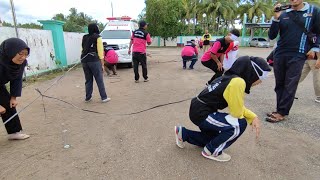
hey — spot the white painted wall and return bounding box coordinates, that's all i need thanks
[64,32,85,65]
[0,27,56,76]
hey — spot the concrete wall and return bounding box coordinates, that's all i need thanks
[0,27,56,76]
[0,27,88,77]
[63,32,85,65]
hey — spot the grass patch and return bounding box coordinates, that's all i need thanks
[22,63,82,88]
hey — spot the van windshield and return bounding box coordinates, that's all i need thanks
[101,30,131,39]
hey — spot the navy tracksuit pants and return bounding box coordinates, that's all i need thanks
[273,55,306,115]
[182,112,247,156]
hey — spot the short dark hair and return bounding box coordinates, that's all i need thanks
[230,29,240,37]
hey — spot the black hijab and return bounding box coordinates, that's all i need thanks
[88,23,100,35]
[224,56,271,94]
[0,38,30,80]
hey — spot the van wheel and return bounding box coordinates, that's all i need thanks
[127,63,133,68]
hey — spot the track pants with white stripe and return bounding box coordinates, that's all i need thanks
[182,112,247,156]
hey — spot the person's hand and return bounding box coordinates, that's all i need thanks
[307,50,315,59]
[128,50,131,55]
[0,105,6,115]
[315,59,320,69]
[273,3,282,20]
[10,97,18,108]
[217,61,223,71]
[251,117,261,139]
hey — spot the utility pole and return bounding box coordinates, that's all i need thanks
[9,0,19,38]
[111,1,114,17]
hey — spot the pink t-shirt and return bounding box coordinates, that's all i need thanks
[181,45,198,57]
[104,49,118,64]
[131,29,152,53]
[201,41,224,62]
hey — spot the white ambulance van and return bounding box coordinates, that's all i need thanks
[101,16,138,68]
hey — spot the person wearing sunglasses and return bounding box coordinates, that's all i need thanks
[0,38,30,140]
[174,56,271,162]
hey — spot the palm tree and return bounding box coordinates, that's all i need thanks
[237,0,273,24]
[200,0,237,33]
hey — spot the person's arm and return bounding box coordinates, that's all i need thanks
[310,7,320,53]
[146,33,152,45]
[316,52,320,69]
[9,62,27,108]
[128,32,134,54]
[208,34,212,40]
[220,54,225,65]
[194,46,199,55]
[223,78,257,124]
[268,4,282,40]
[201,34,205,41]
[97,37,104,66]
[209,41,223,71]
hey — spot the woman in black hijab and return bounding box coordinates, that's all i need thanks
[0,38,30,140]
[174,56,271,162]
[81,23,110,103]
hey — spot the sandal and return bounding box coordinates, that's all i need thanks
[266,112,277,117]
[265,115,285,123]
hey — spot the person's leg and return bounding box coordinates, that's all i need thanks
[104,63,111,76]
[273,56,287,114]
[132,54,140,81]
[82,62,93,101]
[140,54,148,80]
[299,60,310,83]
[308,60,320,98]
[202,60,218,84]
[201,113,247,156]
[277,56,306,116]
[0,85,22,134]
[189,55,197,69]
[88,61,108,100]
[111,64,117,75]
[182,56,187,69]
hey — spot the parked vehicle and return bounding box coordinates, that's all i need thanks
[101,16,138,68]
[249,38,270,48]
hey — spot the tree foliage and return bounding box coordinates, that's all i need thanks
[146,0,185,45]
[52,8,104,32]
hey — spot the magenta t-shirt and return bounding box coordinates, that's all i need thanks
[201,41,223,62]
[131,30,152,54]
[181,46,198,57]
[104,49,118,64]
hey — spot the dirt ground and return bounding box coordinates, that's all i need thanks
[0,47,319,180]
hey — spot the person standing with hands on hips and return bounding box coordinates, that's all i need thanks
[128,20,152,83]
[267,0,320,123]
[0,38,30,140]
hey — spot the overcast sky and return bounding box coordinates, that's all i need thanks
[0,0,145,24]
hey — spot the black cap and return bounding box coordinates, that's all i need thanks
[139,20,148,28]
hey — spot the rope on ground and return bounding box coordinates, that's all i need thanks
[4,61,81,125]
[118,97,192,116]
[35,89,106,115]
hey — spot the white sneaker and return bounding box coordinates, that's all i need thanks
[315,96,320,103]
[8,132,30,140]
[174,126,185,148]
[102,97,111,103]
[202,147,231,162]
